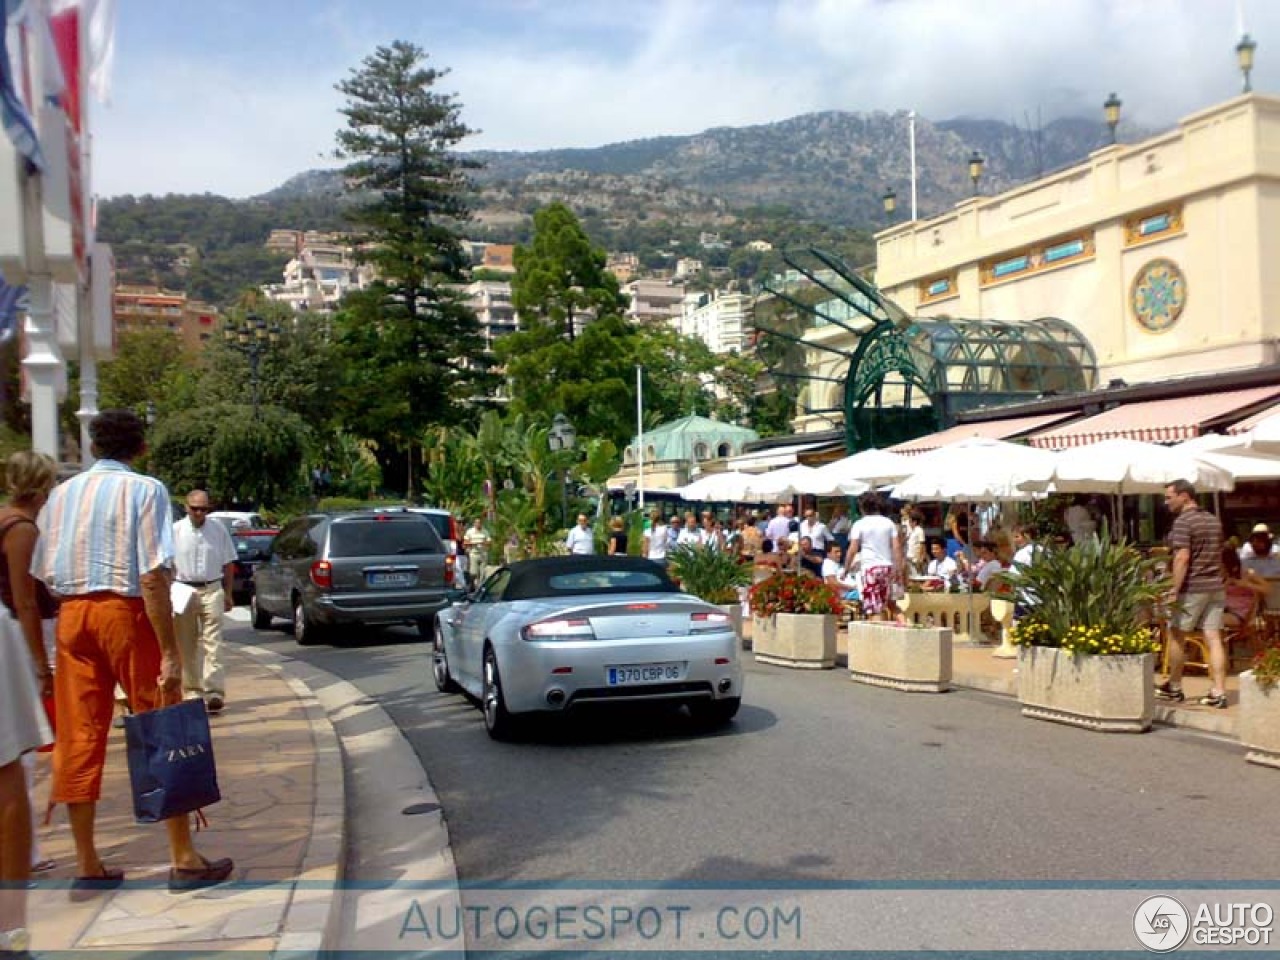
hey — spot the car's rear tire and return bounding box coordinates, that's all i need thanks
[251,593,273,630]
[689,697,741,727]
[432,633,459,693]
[482,646,517,740]
[293,596,324,646]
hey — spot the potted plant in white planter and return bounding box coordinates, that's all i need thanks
[1005,534,1165,733]
[667,543,752,643]
[747,569,842,669]
[1240,644,1280,769]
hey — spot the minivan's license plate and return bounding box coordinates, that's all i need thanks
[606,662,683,686]
[367,571,414,587]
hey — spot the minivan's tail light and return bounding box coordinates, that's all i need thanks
[521,618,596,642]
[690,610,731,633]
[310,560,333,590]
[444,554,455,586]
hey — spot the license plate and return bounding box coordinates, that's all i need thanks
[367,571,415,588]
[606,662,684,686]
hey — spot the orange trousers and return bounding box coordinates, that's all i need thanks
[51,594,163,805]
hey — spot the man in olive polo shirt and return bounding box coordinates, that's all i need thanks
[1157,480,1228,708]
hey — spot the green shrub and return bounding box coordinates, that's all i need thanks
[668,543,752,604]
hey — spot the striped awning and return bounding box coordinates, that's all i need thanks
[1027,384,1280,449]
[889,411,1079,455]
[1228,399,1280,434]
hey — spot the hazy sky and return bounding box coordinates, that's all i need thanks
[91,0,1276,198]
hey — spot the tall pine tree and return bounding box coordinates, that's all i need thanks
[331,41,492,494]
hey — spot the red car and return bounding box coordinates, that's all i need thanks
[231,528,279,605]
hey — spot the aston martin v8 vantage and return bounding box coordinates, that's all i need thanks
[433,556,744,739]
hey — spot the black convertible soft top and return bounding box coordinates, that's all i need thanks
[500,555,681,601]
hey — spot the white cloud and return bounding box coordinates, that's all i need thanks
[91,0,1280,197]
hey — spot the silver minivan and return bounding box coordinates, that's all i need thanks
[251,511,456,645]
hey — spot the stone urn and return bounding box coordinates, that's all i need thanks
[1017,646,1154,733]
[1239,670,1280,769]
[753,612,837,669]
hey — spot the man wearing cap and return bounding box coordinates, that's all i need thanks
[1240,523,1280,577]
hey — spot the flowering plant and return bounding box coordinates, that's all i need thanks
[1251,644,1280,691]
[747,570,843,617]
[1010,619,1159,655]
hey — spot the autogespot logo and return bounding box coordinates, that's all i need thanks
[1134,895,1191,952]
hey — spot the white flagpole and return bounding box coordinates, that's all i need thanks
[908,110,918,221]
[636,364,645,512]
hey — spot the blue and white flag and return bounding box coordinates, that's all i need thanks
[0,271,27,346]
[1,0,46,170]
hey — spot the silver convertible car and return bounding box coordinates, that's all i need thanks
[433,556,744,739]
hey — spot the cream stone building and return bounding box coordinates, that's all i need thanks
[793,92,1280,444]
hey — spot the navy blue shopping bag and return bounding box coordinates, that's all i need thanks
[123,698,222,823]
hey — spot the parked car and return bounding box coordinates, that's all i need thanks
[251,511,456,645]
[230,528,279,605]
[433,555,744,740]
[209,510,268,532]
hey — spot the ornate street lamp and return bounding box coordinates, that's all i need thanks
[1104,92,1122,144]
[224,314,281,419]
[1237,33,1258,93]
[968,150,985,196]
[882,188,897,224]
[548,413,577,528]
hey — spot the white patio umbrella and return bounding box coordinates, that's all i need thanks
[1240,411,1280,455]
[808,448,911,494]
[1041,437,1235,495]
[890,438,1059,501]
[742,464,831,500]
[678,471,757,502]
[1173,437,1280,482]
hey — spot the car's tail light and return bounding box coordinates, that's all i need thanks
[310,561,333,590]
[444,554,455,586]
[522,618,596,642]
[447,515,461,546]
[690,611,731,633]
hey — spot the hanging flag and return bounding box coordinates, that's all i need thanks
[0,271,27,346]
[0,0,45,169]
[84,0,112,103]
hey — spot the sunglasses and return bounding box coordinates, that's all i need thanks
[188,506,210,513]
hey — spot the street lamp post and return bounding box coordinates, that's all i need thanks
[224,314,281,418]
[548,413,577,529]
[1103,92,1122,144]
[967,151,985,196]
[882,188,897,224]
[1237,33,1258,93]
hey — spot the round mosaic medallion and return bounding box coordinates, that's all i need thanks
[1130,258,1187,333]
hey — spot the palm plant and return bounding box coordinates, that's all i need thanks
[667,544,752,605]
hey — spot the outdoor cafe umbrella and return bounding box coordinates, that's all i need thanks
[1037,437,1235,495]
[1173,436,1280,483]
[741,464,833,501]
[808,448,910,493]
[678,471,758,502]
[889,437,1059,501]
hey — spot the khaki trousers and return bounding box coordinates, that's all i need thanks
[175,583,227,700]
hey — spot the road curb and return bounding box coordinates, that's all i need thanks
[236,642,348,960]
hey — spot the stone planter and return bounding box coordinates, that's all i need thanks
[1239,670,1280,770]
[754,612,837,669]
[1017,647,1154,733]
[849,621,953,692]
[715,603,745,649]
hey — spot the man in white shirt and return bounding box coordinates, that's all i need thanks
[925,539,958,589]
[971,539,1005,591]
[643,510,669,566]
[172,489,238,713]
[847,493,903,620]
[798,508,830,552]
[565,514,595,555]
[677,514,705,548]
[1241,523,1280,577]
[821,543,859,595]
[764,505,792,545]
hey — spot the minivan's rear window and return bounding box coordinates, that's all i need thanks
[329,520,442,557]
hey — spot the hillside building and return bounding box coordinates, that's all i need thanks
[624,278,686,326]
[465,280,519,352]
[260,237,373,314]
[113,285,220,352]
[679,290,750,354]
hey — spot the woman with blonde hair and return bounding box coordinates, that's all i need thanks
[0,450,58,955]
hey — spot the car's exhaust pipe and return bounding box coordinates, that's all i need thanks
[717,678,733,694]
[546,688,567,707]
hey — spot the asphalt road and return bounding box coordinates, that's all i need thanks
[232,620,1280,885]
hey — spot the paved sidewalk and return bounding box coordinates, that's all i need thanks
[25,644,344,957]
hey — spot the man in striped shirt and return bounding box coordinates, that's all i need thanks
[33,410,233,896]
[1157,480,1228,709]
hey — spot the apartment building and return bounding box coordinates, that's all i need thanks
[466,280,519,352]
[678,290,751,354]
[624,278,685,326]
[113,285,219,351]
[261,236,372,314]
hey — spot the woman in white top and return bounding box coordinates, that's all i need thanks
[643,511,669,566]
[846,493,903,620]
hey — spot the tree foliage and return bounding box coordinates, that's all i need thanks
[330,41,494,489]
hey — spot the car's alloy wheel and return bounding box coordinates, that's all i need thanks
[482,647,515,740]
[293,596,322,646]
[432,634,458,693]
[251,593,272,630]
